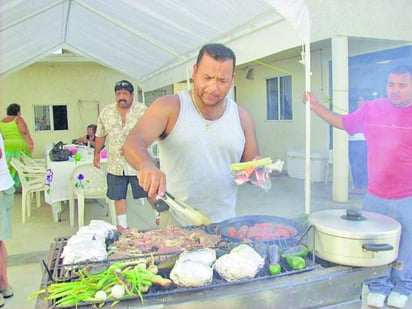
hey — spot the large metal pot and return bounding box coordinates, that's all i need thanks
[307,208,401,267]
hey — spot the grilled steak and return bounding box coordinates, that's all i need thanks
[108,226,221,259]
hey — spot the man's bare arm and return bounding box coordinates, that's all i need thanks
[238,106,260,162]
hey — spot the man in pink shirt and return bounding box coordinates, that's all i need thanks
[304,65,412,308]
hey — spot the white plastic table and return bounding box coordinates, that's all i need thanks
[44,145,106,222]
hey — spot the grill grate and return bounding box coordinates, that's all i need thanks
[42,234,322,308]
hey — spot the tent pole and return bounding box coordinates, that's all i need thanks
[304,42,311,215]
[264,0,311,215]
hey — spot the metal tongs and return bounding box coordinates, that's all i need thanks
[153,192,172,212]
[154,192,211,226]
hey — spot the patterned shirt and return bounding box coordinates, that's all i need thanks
[96,102,147,176]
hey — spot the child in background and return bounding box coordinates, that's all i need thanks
[76,124,97,148]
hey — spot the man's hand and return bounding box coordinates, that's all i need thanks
[303,91,320,110]
[137,163,166,198]
[302,91,344,129]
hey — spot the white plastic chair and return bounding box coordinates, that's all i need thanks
[10,158,46,223]
[20,151,46,168]
[67,163,116,228]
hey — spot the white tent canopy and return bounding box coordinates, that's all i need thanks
[0,0,309,91]
[1,0,313,213]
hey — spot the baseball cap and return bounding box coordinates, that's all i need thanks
[114,80,134,93]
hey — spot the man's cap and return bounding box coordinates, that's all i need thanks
[114,80,134,93]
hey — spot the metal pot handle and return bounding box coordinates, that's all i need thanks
[296,224,313,245]
[342,208,366,221]
[362,243,394,252]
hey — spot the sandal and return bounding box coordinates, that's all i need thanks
[0,286,14,298]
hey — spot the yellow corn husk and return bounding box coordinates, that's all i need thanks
[230,157,272,171]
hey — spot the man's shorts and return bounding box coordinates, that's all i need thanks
[106,173,147,201]
[0,186,15,241]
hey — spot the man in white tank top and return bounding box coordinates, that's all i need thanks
[124,43,260,227]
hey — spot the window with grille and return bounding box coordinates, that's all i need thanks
[33,105,68,131]
[266,75,292,120]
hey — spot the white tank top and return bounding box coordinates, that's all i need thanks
[158,90,245,223]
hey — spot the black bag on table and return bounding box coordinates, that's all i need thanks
[49,141,72,161]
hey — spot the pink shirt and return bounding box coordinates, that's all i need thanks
[342,98,412,199]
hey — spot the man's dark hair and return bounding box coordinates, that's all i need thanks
[390,65,412,76]
[114,80,134,93]
[6,103,20,116]
[196,43,236,71]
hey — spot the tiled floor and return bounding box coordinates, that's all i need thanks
[3,175,408,308]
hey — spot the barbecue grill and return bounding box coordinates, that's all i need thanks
[35,223,389,308]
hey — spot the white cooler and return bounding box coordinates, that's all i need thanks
[287,151,328,182]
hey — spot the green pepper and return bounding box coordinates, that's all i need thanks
[285,255,306,270]
[269,263,281,275]
[281,245,309,258]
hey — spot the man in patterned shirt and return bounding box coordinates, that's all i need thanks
[94,80,147,230]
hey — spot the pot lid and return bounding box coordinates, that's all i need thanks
[308,208,401,239]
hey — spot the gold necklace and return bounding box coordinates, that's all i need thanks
[190,90,227,130]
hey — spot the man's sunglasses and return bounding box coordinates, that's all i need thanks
[114,81,133,92]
